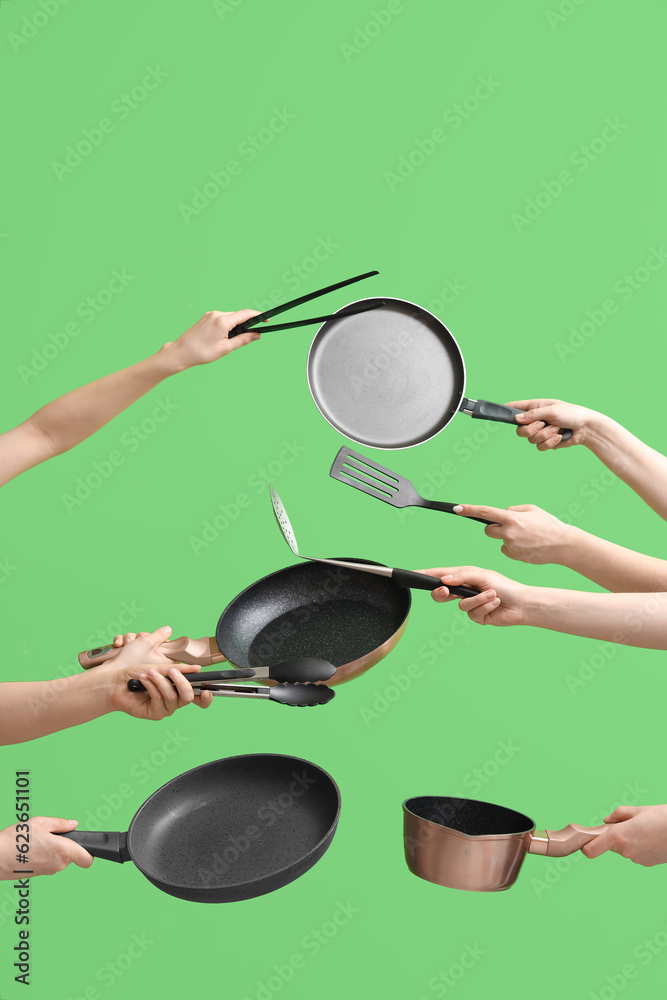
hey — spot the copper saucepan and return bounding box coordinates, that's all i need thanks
[403,796,605,892]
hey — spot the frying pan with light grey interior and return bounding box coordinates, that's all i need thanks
[306,297,572,450]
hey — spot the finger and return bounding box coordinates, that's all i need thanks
[514,405,558,425]
[582,830,616,859]
[227,330,261,350]
[113,635,123,647]
[431,587,453,603]
[506,505,535,512]
[604,806,641,824]
[194,690,214,709]
[500,544,513,558]
[484,524,504,540]
[458,590,497,613]
[537,435,562,452]
[148,625,173,650]
[452,504,509,524]
[527,426,558,445]
[65,842,95,869]
[516,421,545,439]
[167,667,194,707]
[136,632,149,639]
[123,633,137,644]
[468,597,501,623]
[138,673,168,717]
[145,668,179,712]
[43,817,80,834]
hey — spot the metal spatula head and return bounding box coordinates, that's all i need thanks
[270,485,300,555]
[329,447,420,509]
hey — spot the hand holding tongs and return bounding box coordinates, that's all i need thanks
[126,658,336,708]
[229,270,381,335]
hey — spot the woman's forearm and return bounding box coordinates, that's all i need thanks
[586,415,667,521]
[0,672,114,746]
[559,526,667,593]
[523,587,667,648]
[27,345,182,457]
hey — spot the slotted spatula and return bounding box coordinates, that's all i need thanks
[269,486,480,596]
[329,448,495,525]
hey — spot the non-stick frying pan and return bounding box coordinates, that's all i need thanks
[307,297,572,450]
[80,559,411,686]
[403,795,604,893]
[60,754,340,902]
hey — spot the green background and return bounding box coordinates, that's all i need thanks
[1,0,666,997]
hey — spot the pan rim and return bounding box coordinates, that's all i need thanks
[402,795,535,839]
[129,753,342,892]
[215,556,412,668]
[306,295,468,451]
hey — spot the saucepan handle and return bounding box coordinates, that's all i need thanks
[79,636,226,669]
[461,398,573,441]
[529,823,606,858]
[57,830,130,863]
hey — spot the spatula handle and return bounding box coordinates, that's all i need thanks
[391,568,480,597]
[421,500,495,525]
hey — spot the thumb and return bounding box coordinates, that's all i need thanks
[149,625,172,649]
[582,828,615,860]
[604,806,641,824]
[45,817,80,834]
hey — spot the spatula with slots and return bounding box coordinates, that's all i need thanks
[329,447,495,524]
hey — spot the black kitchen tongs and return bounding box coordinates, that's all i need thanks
[229,270,381,335]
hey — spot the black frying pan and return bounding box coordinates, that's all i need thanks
[217,558,412,685]
[60,754,340,902]
[307,297,572,450]
[79,559,411,687]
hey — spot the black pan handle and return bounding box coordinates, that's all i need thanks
[127,668,255,692]
[269,684,336,707]
[57,830,129,863]
[391,568,480,598]
[461,398,573,441]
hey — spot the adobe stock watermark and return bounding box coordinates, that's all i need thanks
[65,932,154,999]
[188,439,306,555]
[511,117,628,233]
[384,75,501,191]
[587,920,667,1000]
[530,780,648,899]
[17,268,135,384]
[51,67,169,181]
[427,276,467,316]
[213,0,245,19]
[241,900,359,1000]
[0,557,17,585]
[394,421,505,526]
[359,613,478,727]
[7,0,71,53]
[555,246,667,362]
[415,943,486,1000]
[348,329,414,392]
[340,1,405,62]
[178,107,296,224]
[545,0,590,31]
[60,397,178,514]
[253,236,340,311]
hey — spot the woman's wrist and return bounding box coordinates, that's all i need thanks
[581,412,620,454]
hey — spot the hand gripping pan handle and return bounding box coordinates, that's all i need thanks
[79,636,226,669]
[392,568,480,598]
[461,399,573,441]
[528,823,606,857]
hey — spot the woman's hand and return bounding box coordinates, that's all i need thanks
[583,805,667,867]
[101,627,213,717]
[166,309,262,369]
[0,818,93,879]
[453,503,574,565]
[417,566,531,626]
[507,399,602,451]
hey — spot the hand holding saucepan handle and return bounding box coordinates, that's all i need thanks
[79,635,225,669]
[529,824,606,857]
